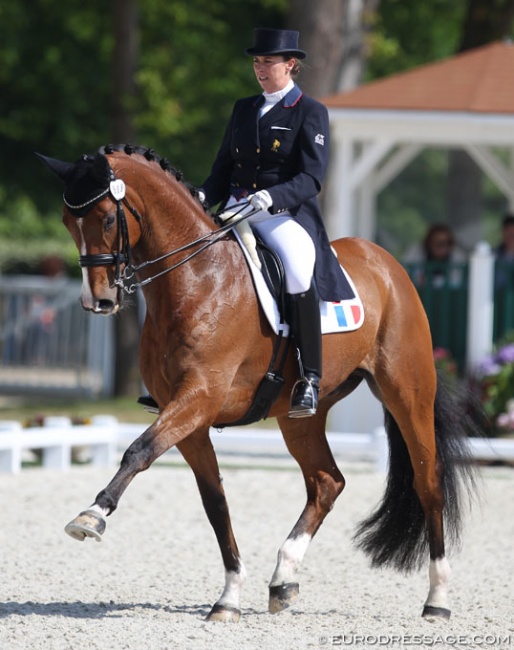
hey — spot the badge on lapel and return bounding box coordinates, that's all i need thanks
[271,139,281,152]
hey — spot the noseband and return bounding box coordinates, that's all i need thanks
[64,160,257,295]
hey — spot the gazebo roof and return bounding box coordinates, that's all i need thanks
[322,40,514,115]
[319,40,514,247]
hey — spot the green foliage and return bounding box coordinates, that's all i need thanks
[134,0,285,183]
[366,0,465,79]
[0,0,285,267]
[3,0,514,270]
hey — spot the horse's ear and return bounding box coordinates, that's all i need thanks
[34,152,75,183]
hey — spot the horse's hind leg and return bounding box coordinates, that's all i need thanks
[362,366,454,620]
[269,412,345,613]
[176,431,245,623]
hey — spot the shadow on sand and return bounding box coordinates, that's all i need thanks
[0,600,213,620]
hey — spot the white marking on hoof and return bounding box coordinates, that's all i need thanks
[270,533,311,588]
[207,567,246,622]
[424,557,451,610]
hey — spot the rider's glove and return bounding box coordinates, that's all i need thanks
[249,190,273,212]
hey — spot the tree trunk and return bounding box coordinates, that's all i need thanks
[111,0,141,396]
[287,0,380,98]
[111,0,138,143]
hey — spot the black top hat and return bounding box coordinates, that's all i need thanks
[245,28,306,59]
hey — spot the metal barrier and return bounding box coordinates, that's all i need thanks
[0,276,114,397]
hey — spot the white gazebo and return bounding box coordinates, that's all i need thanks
[322,40,514,244]
[321,41,514,434]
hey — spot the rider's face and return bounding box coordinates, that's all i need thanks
[253,55,294,94]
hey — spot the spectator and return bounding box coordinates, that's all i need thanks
[38,255,66,278]
[403,223,466,288]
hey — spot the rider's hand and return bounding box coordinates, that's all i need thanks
[249,190,272,212]
[218,201,253,223]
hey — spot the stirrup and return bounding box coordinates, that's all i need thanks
[288,377,319,418]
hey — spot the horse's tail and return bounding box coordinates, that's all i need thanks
[353,371,481,572]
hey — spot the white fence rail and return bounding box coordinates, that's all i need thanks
[0,418,512,475]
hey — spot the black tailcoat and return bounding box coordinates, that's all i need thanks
[202,83,350,301]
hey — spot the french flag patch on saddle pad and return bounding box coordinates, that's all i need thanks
[320,269,364,333]
[234,231,365,336]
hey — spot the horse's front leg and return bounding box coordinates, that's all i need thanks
[64,417,174,542]
[269,414,345,613]
[177,432,245,623]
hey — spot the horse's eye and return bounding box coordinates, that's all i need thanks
[104,214,116,231]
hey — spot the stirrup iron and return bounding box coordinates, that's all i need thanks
[289,374,319,418]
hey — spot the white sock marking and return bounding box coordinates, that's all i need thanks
[425,557,451,609]
[270,533,311,587]
[216,565,247,610]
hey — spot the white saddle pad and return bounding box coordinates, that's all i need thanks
[234,231,365,336]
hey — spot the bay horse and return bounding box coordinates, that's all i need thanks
[38,144,478,623]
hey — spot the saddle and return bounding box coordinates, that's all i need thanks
[255,238,287,319]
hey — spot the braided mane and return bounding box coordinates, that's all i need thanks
[101,143,209,211]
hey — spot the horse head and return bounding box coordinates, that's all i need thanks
[37,150,142,314]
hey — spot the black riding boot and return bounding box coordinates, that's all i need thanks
[288,281,322,418]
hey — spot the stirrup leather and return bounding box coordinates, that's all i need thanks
[289,376,319,418]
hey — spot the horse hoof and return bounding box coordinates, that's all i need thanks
[205,603,241,623]
[422,605,451,621]
[64,510,106,542]
[269,583,300,613]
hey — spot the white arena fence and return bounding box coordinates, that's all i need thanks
[0,417,512,474]
[0,276,114,398]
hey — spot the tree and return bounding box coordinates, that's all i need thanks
[0,0,286,238]
[110,0,141,397]
[287,0,380,97]
[111,0,139,144]
[0,0,287,396]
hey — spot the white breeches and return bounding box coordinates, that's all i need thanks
[247,210,316,295]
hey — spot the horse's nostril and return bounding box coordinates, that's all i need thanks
[96,299,116,313]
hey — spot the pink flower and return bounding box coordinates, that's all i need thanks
[433,348,450,361]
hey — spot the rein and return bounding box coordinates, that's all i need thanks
[120,204,258,294]
[71,166,258,294]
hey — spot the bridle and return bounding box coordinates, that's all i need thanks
[65,166,257,295]
[65,171,141,288]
